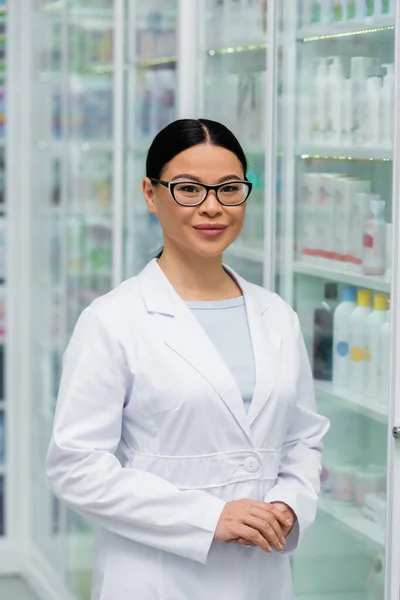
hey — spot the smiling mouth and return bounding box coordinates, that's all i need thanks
[192,225,227,238]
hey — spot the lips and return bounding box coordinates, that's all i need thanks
[193,224,228,238]
[193,224,227,230]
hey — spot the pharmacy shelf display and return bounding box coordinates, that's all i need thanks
[273,1,397,599]
[198,1,269,287]
[123,0,177,279]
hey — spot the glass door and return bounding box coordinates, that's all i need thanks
[0,0,6,542]
[197,0,268,286]
[123,0,178,279]
[275,2,396,598]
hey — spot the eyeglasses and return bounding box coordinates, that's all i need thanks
[150,178,253,207]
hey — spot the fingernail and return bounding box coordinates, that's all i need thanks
[286,520,292,526]
[278,543,284,551]
[281,537,287,545]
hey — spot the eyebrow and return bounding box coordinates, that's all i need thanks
[170,173,244,183]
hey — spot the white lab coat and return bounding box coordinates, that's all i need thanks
[46,259,329,600]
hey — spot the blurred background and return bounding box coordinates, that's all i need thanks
[1,0,400,599]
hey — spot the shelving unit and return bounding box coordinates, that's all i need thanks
[298,147,393,161]
[315,381,387,423]
[298,15,395,42]
[319,497,384,549]
[293,261,391,293]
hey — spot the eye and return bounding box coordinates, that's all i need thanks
[175,183,202,194]
[220,183,241,193]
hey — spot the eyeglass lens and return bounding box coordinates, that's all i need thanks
[173,182,250,206]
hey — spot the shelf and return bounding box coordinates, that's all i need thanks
[207,42,267,56]
[319,497,384,548]
[298,15,395,41]
[225,244,264,263]
[298,594,365,600]
[137,56,177,68]
[315,381,387,424]
[293,261,391,293]
[298,147,392,161]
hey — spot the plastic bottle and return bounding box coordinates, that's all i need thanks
[326,56,344,145]
[366,293,389,399]
[380,0,394,15]
[379,310,391,404]
[349,289,372,392]
[330,0,344,21]
[351,57,379,145]
[341,79,352,146]
[312,58,329,144]
[380,64,394,148]
[364,77,382,147]
[313,283,338,381]
[333,285,357,388]
[362,198,386,276]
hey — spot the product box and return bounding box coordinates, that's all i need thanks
[315,174,338,264]
[333,177,371,269]
[298,173,320,263]
[348,191,372,271]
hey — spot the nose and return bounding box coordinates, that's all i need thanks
[199,189,222,217]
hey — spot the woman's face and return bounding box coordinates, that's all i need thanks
[142,144,247,260]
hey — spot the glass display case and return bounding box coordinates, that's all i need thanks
[0,0,6,542]
[198,0,268,286]
[275,1,397,599]
[123,0,178,279]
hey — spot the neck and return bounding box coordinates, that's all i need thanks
[157,243,241,301]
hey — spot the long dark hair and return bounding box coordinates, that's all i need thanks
[147,118,248,259]
[146,118,248,180]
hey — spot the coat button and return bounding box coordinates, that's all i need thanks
[243,457,260,473]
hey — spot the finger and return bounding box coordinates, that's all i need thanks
[244,516,284,551]
[250,508,286,544]
[237,538,256,547]
[249,501,292,527]
[238,525,272,553]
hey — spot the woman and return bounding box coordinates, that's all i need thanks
[46,118,329,600]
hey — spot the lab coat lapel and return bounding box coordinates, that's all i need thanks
[138,260,253,443]
[245,293,282,425]
[226,269,282,426]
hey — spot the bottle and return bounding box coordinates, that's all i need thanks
[380,0,394,15]
[313,283,338,381]
[362,198,386,276]
[364,77,382,147]
[312,58,329,144]
[366,293,389,399]
[326,56,344,145]
[351,57,378,145]
[330,0,344,20]
[349,289,372,392]
[380,64,394,148]
[333,286,357,388]
[379,310,391,404]
[341,79,352,146]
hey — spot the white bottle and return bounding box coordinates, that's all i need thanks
[351,57,378,146]
[326,56,344,145]
[362,198,386,276]
[312,58,329,144]
[341,78,352,146]
[366,293,389,399]
[349,289,372,393]
[364,77,382,147]
[379,310,391,404]
[333,285,357,388]
[380,64,394,149]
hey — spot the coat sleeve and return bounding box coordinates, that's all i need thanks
[46,307,226,564]
[264,312,330,553]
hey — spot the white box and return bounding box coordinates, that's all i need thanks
[348,191,373,272]
[315,174,339,265]
[333,177,371,270]
[298,173,320,264]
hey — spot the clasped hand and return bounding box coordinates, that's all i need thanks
[214,499,296,552]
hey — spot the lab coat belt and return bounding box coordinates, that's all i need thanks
[127,450,281,490]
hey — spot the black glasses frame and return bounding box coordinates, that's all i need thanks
[150,178,253,207]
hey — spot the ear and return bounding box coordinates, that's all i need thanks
[142,177,157,215]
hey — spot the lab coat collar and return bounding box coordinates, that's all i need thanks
[138,259,281,438]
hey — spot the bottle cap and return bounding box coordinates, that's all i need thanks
[342,285,357,303]
[325,282,338,300]
[357,289,372,307]
[374,293,389,312]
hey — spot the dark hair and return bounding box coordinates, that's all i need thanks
[146,118,248,180]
